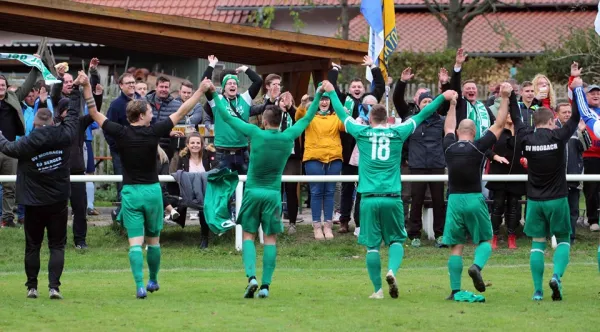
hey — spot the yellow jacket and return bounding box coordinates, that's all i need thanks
[296,106,345,163]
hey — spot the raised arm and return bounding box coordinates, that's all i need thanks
[80,71,107,128]
[370,64,385,102]
[393,68,413,120]
[573,82,600,137]
[508,90,528,138]
[240,66,263,100]
[328,62,346,101]
[486,83,511,140]
[327,82,350,124]
[557,78,582,141]
[410,92,449,128]
[444,94,458,135]
[209,83,260,138]
[202,55,218,102]
[15,67,39,102]
[284,90,322,140]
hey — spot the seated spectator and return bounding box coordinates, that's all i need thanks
[297,93,344,240]
[169,132,215,249]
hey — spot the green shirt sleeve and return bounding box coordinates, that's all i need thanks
[408,95,444,128]
[283,91,322,140]
[326,90,350,124]
[211,92,260,138]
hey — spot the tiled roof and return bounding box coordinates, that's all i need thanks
[73,0,251,24]
[348,10,596,54]
[216,0,596,8]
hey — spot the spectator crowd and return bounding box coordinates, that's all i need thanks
[1,49,599,251]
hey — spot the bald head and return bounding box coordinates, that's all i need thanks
[363,95,377,105]
[457,119,476,140]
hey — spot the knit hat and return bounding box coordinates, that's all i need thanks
[418,92,433,104]
[221,74,239,90]
[56,97,70,117]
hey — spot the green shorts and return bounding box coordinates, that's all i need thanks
[358,196,407,248]
[443,193,492,245]
[524,197,571,239]
[237,188,283,235]
[117,183,164,238]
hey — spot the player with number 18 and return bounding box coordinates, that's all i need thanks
[326,86,459,299]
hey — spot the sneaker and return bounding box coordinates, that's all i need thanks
[258,286,269,299]
[244,278,258,299]
[491,235,498,250]
[369,289,384,299]
[146,280,160,293]
[75,242,88,250]
[87,208,100,216]
[170,208,180,220]
[27,288,38,299]
[354,226,360,237]
[385,270,399,299]
[287,224,297,235]
[549,275,563,301]
[200,236,209,249]
[111,209,118,223]
[532,290,543,301]
[468,265,486,293]
[136,287,147,299]
[411,238,421,248]
[435,236,447,248]
[189,213,199,220]
[590,223,600,232]
[508,234,517,249]
[1,220,17,228]
[333,211,341,223]
[49,288,63,300]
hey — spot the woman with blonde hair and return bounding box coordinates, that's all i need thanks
[532,74,556,110]
[169,132,215,248]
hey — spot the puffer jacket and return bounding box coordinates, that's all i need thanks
[295,105,345,164]
[146,92,183,150]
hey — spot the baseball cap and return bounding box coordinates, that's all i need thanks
[587,85,600,93]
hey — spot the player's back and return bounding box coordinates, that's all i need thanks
[354,124,409,195]
[245,129,294,191]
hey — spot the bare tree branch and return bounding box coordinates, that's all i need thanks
[423,0,448,26]
[463,1,498,26]
[480,13,521,51]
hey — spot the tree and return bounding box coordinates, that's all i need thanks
[340,0,349,40]
[423,0,505,49]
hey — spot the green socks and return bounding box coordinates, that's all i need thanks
[553,239,570,278]
[128,245,144,288]
[530,241,546,292]
[448,255,463,292]
[388,243,404,274]
[261,245,277,286]
[242,240,256,278]
[366,248,382,292]
[473,242,492,270]
[147,244,161,282]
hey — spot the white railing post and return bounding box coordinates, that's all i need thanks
[235,182,244,252]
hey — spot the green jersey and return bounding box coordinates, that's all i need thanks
[208,91,253,148]
[326,90,445,195]
[211,91,320,190]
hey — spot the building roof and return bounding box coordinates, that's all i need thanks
[348,10,596,55]
[216,0,597,9]
[73,0,251,24]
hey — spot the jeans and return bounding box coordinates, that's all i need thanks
[70,175,88,245]
[85,141,95,210]
[110,148,123,202]
[24,200,68,290]
[568,187,580,241]
[304,160,342,222]
[216,149,249,175]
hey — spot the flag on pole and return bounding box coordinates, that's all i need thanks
[361,0,398,82]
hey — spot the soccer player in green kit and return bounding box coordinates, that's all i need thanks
[327,82,459,299]
[208,78,323,298]
[442,83,511,303]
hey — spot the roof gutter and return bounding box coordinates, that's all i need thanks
[216,3,594,11]
[468,52,542,58]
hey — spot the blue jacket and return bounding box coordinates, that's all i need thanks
[18,98,55,139]
[104,91,141,150]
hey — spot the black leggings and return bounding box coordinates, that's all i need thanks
[491,190,521,235]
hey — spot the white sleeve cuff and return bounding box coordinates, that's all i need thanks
[454,66,461,72]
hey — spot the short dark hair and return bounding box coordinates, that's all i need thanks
[555,103,571,114]
[533,107,554,126]
[180,80,193,90]
[263,105,283,127]
[265,74,281,87]
[521,81,533,89]
[462,79,477,87]
[370,104,387,124]
[34,80,46,91]
[0,75,8,86]
[350,78,363,85]
[118,73,135,84]
[34,108,53,126]
[126,100,150,123]
[156,76,170,86]
[219,69,237,84]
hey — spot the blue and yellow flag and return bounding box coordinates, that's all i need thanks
[361,0,397,82]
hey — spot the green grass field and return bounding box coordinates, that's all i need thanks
[0,223,599,331]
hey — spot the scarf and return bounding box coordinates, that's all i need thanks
[466,100,490,139]
[358,104,372,122]
[344,96,355,113]
[280,111,294,154]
